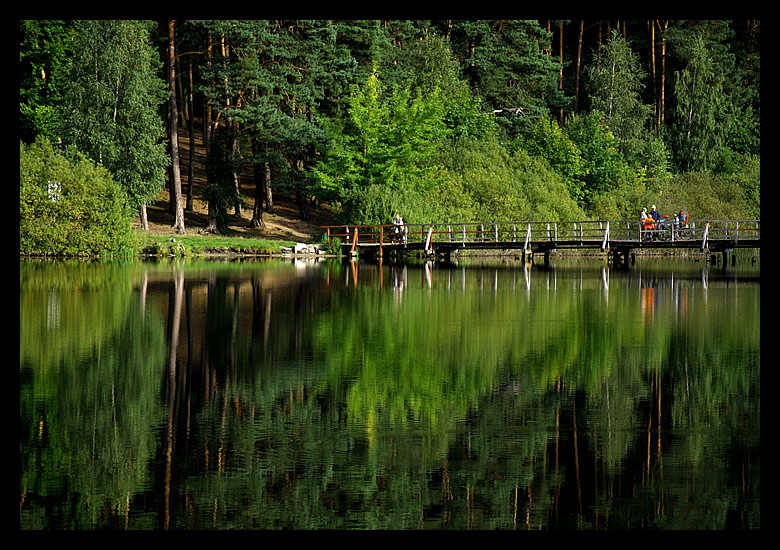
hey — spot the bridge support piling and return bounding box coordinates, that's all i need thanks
[608,248,634,268]
[721,248,736,266]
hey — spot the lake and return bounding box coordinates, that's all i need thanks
[19,254,759,530]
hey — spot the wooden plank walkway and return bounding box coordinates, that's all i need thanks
[322,220,760,261]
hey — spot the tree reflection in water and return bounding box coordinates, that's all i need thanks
[19,258,759,529]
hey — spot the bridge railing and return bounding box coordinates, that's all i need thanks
[322,220,759,248]
[698,219,760,241]
[426,221,615,245]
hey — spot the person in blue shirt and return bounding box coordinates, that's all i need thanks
[650,205,661,223]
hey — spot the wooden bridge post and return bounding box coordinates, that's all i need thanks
[523,224,532,261]
[351,226,358,255]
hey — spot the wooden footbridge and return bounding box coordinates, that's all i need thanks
[322,219,760,263]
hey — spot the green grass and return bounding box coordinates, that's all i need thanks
[135,232,298,257]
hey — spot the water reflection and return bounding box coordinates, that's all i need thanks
[20,257,759,530]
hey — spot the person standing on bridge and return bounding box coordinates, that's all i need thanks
[393,213,407,243]
[640,207,655,241]
[650,205,661,223]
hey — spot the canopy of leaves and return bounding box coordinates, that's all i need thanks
[18,19,759,236]
[20,137,133,256]
[61,20,169,210]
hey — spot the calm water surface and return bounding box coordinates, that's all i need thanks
[19,255,760,530]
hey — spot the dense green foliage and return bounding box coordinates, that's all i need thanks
[19,20,74,144]
[61,20,169,213]
[19,19,760,253]
[19,138,134,256]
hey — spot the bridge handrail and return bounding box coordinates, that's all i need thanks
[321,219,759,246]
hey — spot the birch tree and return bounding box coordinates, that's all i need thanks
[586,30,652,164]
[671,33,726,172]
[62,20,169,231]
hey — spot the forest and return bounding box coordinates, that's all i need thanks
[19,20,760,255]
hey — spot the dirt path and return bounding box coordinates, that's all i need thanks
[135,119,335,243]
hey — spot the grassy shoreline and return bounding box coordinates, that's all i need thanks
[134,232,301,258]
[21,229,760,262]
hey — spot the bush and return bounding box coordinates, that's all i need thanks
[20,137,134,257]
[588,154,761,222]
[510,119,586,204]
[337,137,588,226]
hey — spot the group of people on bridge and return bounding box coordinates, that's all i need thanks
[387,207,692,245]
[640,205,689,239]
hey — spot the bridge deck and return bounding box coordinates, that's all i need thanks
[322,220,760,256]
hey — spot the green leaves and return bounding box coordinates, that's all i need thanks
[20,137,133,256]
[316,65,450,200]
[512,119,586,203]
[586,30,652,163]
[672,34,728,172]
[19,20,75,144]
[61,20,168,211]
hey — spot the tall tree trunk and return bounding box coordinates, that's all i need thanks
[139,204,149,231]
[558,20,564,126]
[249,139,266,228]
[597,21,602,69]
[650,20,657,134]
[203,191,220,234]
[296,188,310,222]
[295,158,310,221]
[574,20,584,113]
[218,34,243,219]
[167,108,174,214]
[744,19,758,87]
[168,20,185,234]
[203,103,211,159]
[186,53,195,211]
[232,119,242,218]
[204,33,214,158]
[264,161,274,213]
[656,20,669,132]
[175,47,187,131]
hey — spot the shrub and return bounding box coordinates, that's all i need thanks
[510,119,586,204]
[20,137,134,257]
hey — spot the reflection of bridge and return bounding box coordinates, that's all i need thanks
[322,220,760,263]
